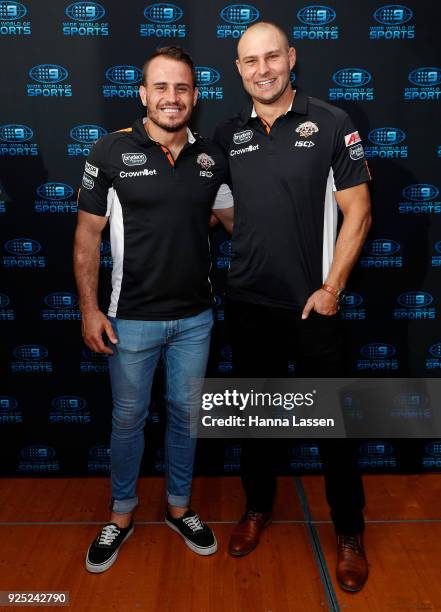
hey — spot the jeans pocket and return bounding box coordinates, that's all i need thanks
[112,318,159,352]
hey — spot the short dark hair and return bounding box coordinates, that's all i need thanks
[142,45,196,87]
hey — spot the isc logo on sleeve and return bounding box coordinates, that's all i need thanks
[85,161,98,177]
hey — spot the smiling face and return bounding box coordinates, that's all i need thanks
[139,56,198,132]
[236,23,296,106]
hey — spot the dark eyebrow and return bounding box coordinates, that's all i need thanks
[152,81,191,87]
[242,49,282,61]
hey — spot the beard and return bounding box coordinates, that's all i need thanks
[146,104,192,133]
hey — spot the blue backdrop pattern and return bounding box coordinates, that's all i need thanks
[0,0,440,475]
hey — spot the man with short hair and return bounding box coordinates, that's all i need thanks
[74,45,233,573]
[215,22,371,591]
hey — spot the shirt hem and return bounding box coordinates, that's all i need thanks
[77,203,108,217]
[334,177,370,192]
[108,303,212,321]
[226,289,303,311]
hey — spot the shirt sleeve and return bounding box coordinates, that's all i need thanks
[77,138,113,217]
[331,112,372,192]
[212,183,234,210]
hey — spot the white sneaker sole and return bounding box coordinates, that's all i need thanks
[165,519,218,556]
[85,525,134,573]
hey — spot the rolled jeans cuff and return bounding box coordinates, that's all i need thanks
[110,496,139,514]
[167,492,190,508]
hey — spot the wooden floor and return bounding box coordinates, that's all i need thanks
[1,475,441,611]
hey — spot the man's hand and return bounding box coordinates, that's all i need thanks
[301,289,338,320]
[81,309,118,355]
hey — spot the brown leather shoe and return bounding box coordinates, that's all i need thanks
[336,534,368,592]
[228,510,272,557]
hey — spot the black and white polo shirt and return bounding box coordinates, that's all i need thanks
[214,87,371,310]
[78,117,233,320]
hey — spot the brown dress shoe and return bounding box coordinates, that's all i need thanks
[228,510,272,557]
[336,534,369,592]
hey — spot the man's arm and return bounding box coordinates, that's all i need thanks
[73,209,118,354]
[211,206,234,234]
[211,124,236,234]
[210,182,234,234]
[302,182,371,319]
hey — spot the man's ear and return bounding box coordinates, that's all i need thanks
[193,87,198,107]
[288,47,296,71]
[235,58,242,77]
[139,85,147,107]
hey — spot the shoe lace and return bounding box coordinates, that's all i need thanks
[98,524,121,546]
[339,535,361,553]
[182,514,205,533]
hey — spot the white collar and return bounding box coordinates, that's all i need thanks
[250,96,295,118]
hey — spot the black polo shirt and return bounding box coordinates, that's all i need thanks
[78,117,231,320]
[214,87,371,310]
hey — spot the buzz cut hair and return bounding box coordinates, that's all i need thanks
[237,21,290,54]
[142,45,196,87]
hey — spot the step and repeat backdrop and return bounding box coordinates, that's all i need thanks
[1,0,440,476]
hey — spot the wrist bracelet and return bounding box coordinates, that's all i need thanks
[321,284,339,297]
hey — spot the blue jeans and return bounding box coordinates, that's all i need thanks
[108,308,213,514]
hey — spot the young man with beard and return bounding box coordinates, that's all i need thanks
[214,22,372,592]
[74,46,233,573]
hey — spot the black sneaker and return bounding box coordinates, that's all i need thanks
[85,521,134,573]
[165,509,217,556]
